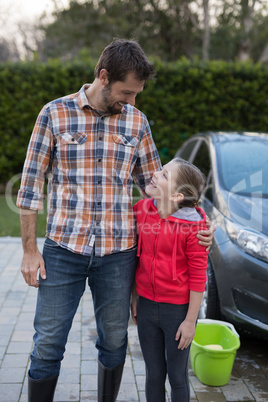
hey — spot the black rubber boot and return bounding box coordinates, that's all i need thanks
[98,360,124,402]
[28,370,58,402]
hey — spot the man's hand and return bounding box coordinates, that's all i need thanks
[19,208,46,287]
[21,249,46,288]
[197,216,216,252]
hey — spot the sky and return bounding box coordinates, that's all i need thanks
[0,0,69,35]
[1,0,69,20]
[0,0,70,56]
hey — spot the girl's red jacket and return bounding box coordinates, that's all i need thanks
[133,198,208,304]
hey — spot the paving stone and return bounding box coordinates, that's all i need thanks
[68,330,81,342]
[80,390,98,401]
[0,328,14,347]
[118,381,139,401]
[222,376,254,401]
[11,330,34,342]
[244,375,268,402]
[54,383,80,401]
[122,366,136,384]
[1,353,29,368]
[135,375,145,391]
[195,391,227,402]
[0,315,17,325]
[0,383,22,402]
[65,342,81,355]
[0,346,6,360]
[58,366,80,384]
[189,379,196,399]
[131,359,145,376]
[81,341,96,360]
[81,359,98,375]
[6,341,33,354]
[0,307,21,317]
[138,391,147,402]
[124,354,132,368]
[81,374,98,391]
[0,366,25,383]
[189,375,222,393]
[61,353,81,368]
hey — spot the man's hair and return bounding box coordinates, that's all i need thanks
[94,38,155,84]
[173,158,206,208]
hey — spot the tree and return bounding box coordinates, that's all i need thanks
[38,0,203,62]
[0,38,20,62]
[209,0,268,62]
[202,0,210,60]
[0,1,20,62]
[34,0,268,63]
[237,0,256,61]
[0,0,45,62]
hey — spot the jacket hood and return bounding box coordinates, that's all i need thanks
[151,198,206,224]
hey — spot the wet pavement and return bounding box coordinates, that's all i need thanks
[0,237,267,402]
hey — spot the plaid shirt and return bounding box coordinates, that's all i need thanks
[17,84,161,256]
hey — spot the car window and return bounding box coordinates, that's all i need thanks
[203,170,213,202]
[177,139,199,161]
[192,140,211,179]
[217,139,268,196]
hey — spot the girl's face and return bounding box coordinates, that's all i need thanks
[146,160,180,201]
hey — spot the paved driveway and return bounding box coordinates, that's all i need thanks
[0,237,267,401]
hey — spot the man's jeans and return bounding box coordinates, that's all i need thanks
[30,238,137,380]
[137,296,190,402]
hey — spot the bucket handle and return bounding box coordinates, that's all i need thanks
[197,319,240,338]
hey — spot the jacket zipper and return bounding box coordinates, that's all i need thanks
[151,219,161,299]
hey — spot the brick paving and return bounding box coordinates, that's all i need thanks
[0,237,267,402]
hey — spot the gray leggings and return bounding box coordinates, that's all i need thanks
[137,296,190,402]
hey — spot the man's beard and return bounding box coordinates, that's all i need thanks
[101,85,123,115]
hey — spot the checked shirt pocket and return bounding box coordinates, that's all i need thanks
[112,134,139,173]
[112,133,138,147]
[55,132,88,170]
[58,132,88,145]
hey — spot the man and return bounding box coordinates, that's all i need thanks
[17,39,213,402]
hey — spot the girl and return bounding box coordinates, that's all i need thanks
[131,157,208,402]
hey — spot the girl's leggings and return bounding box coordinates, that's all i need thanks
[137,296,190,402]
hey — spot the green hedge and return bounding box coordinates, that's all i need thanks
[1,58,268,185]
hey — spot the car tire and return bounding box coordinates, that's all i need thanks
[199,259,221,320]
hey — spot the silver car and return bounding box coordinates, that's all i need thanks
[175,132,268,339]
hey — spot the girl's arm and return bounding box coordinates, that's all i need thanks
[175,290,203,350]
[175,217,208,349]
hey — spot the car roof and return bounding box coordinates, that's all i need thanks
[195,131,268,143]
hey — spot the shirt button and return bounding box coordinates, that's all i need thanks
[98,159,102,162]
[99,136,103,141]
[96,222,100,226]
[98,180,101,184]
[97,202,101,205]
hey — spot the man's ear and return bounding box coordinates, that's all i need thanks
[169,192,184,203]
[99,69,109,86]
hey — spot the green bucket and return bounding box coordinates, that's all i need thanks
[190,319,240,386]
